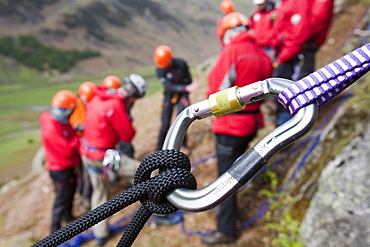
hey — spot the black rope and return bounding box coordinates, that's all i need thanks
[32,150,197,247]
[117,205,152,246]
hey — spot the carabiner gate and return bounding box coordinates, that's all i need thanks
[162,78,318,212]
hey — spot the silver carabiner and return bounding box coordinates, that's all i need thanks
[162,78,318,212]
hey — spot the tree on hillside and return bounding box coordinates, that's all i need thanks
[0,35,100,73]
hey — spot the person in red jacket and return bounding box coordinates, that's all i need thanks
[100,74,137,158]
[79,74,147,246]
[272,0,309,78]
[40,90,80,234]
[249,0,278,59]
[201,12,273,245]
[299,0,335,78]
[216,0,235,48]
[271,0,309,126]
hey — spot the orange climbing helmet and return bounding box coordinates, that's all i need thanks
[220,0,235,15]
[154,45,173,68]
[78,81,96,103]
[51,90,77,122]
[102,75,121,89]
[220,12,249,40]
[51,90,77,110]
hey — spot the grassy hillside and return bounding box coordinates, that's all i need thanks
[0,0,255,78]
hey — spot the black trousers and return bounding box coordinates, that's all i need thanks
[299,42,320,79]
[156,94,189,150]
[215,133,256,235]
[273,60,298,126]
[49,167,76,233]
[118,140,135,158]
[273,60,296,80]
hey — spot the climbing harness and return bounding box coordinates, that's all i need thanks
[102,149,121,183]
[32,43,370,247]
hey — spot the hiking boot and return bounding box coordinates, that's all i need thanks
[201,231,238,245]
[96,236,109,246]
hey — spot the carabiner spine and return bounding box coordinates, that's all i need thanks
[167,172,242,212]
[162,100,213,150]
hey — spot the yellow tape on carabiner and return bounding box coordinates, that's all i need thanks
[208,86,244,117]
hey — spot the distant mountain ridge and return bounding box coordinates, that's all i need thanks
[0,0,254,74]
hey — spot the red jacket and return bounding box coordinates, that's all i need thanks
[272,0,309,64]
[40,112,80,171]
[307,0,334,46]
[207,32,273,137]
[79,86,136,160]
[249,2,278,47]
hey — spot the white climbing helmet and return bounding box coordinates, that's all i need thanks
[124,74,147,98]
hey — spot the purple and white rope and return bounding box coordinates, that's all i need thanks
[278,43,370,115]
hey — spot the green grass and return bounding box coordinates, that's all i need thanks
[0,109,43,135]
[0,83,80,106]
[16,65,51,84]
[0,66,163,103]
[0,60,52,85]
[0,130,41,169]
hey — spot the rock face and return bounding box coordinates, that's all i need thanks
[301,124,370,247]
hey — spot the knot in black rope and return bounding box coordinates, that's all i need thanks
[134,149,197,215]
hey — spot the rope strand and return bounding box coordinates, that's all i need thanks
[117,206,152,247]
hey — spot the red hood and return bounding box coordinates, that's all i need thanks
[229,31,255,45]
[94,85,124,101]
